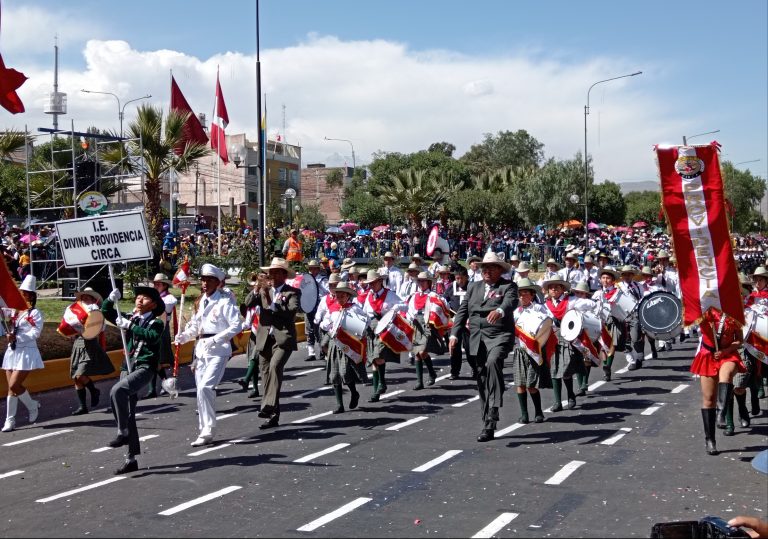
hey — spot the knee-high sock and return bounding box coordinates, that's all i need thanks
[370,370,380,394]
[17,390,35,410]
[516,392,529,421]
[424,357,436,379]
[552,379,562,405]
[576,373,586,390]
[378,363,387,391]
[333,384,344,409]
[244,359,258,386]
[563,377,576,399]
[5,395,18,420]
[76,388,88,409]
[530,391,543,416]
[415,360,424,385]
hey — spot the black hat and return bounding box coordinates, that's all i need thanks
[133,286,166,316]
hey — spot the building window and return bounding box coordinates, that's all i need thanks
[278,168,287,187]
[248,191,258,203]
[289,169,299,189]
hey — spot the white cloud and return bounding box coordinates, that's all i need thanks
[7,34,684,185]
[1,4,99,55]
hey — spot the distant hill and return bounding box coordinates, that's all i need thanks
[616,180,659,194]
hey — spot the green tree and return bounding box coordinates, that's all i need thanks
[0,129,26,160]
[368,146,468,193]
[589,181,627,226]
[624,191,661,227]
[325,168,344,189]
[294,203,326,231]
[427,141,456,157]
[266,199,284,229]
[377,169,442,228]
[722,161,766,233]
[459,129,545,176]
[0,162,27,215]
[511,156,583,227]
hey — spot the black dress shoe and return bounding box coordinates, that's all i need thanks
[476,429,494,443]
[449,374,460,380]
[427,376,436,386]
[567,398,577,410]
[349,392,359,410]
[72,406,89,416]
[551,403,563,412]
[247,390,260,399]
[413,383,424,391]
[740,416,751,428]
[368,393,380,403]
[115,460,138,475]
[534,414,545,423]
[108,434,130,448]
[258,416,279,429]
[236,379,248,391]
[257,406,275,418]
[90,387,101,408]
[602,367,612,381]
[332,406,345,414]
[576,388,586,397]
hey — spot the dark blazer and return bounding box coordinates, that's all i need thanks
[450,277,518,355]
[102,299,163,371]
[246,284,301,351]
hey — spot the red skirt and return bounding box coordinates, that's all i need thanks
[690,350,746,377]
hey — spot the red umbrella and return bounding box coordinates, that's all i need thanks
[632,221,648,228]
[373,224,390,232]
[19,233,37,243]
[340,222,358,232]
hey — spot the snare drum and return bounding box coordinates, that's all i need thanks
[744,308,768,341]
[637,291,682,340]
[561,310,601,343]
[515,309,553,346]
[375,310,415,353]
[332,309,369,340]
[610,290,638,321]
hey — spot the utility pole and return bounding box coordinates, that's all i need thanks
[194,164,200,215]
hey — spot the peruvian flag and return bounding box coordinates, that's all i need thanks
[210,70,229,164]
[426,294,453,335]
[379,311,415,353]
[57,302,89,337]
[173,257,191,288]
[170,75,208,151]
[334,326,366,364]
[656,143,744,326]
[573,330,600,366]
[0,257,27,311]
[515,325,544,365]
[598,324,614,355]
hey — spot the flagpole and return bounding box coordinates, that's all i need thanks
[216,68,222,257]
[256,0,265,266]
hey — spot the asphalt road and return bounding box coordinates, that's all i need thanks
[0,340,765,538]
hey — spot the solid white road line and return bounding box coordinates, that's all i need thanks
[435,373,452,382]
[641,403,665,416]
[215,413,239,420]
[293,367,324,377]
[380,389,405,400]
[452,395,480,408]
[495,423,526,438]
[412,450,462,472]
[36,476,126,503]
[600,427,632,446]
[671,384,689,394]
[292,411,334,424]
[294,443,350,463]
[543,400,569,413]
[158,485,242,516]
[544,460,586,485]
[188,443,232,457]
[472,512,520,539]
[292,386,333,399]
[297,497,372,532]
[3,429,73,447]
[385,416,428,431]
[91,434,160,453]
[0,470,24,480]
[588,380,606,391]
[615,366,630,374]
[136,404,176,416]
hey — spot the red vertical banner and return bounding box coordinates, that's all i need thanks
[656,143,744,327]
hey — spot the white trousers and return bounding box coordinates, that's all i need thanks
[194,354,229,436]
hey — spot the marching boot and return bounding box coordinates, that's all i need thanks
[576,373,587,397]
[377,363,387,394]
[735,392,751,428]
[603,355,613,381]
[551,379,563,412]
[750,378,761,416]
[723,393,735,436]
[530,391,544,423]
[701,408,718,455]
[368,370,381,402]
[424,357,437,386]
[516,392,529,424]
[413,360,425,390]
[348,383,359,410]
[2,395,18,432]
[85,380,100,408]
[17,390,40,424]
[716,382,733,428]
[332,384,345,414]
[564,378,577,410]
[72,388,89,415]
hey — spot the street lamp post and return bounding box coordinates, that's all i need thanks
[80,89,151,137]
[682,129,720,146]
[284,187,297,229]
[324,136,356,170]
[584,71,642,240]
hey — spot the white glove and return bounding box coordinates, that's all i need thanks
[115,316,132,329]
[108,289,121,302]
[174,333,190,346]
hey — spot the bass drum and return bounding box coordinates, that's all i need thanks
[561,310,601,343]
[515,309,553,347]
[638,291,682,340]
[287,273,319,314]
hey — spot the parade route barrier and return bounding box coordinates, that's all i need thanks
[0,322,305,398]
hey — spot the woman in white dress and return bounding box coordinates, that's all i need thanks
[2,275,43,432]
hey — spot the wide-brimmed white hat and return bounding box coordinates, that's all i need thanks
[260,257,296,278]
[362,269,384,284]
[152,273,172,285]
[416,271,434,282]
[334,282,357,296]
[200,263,226,281]
[543,278,571,292]
[19,275,36,293]
[516,262,530,273]
[516,278,541,294]
[340,258,356,270]
[478,251,511,272]
[76,286,103,304]
[383,251,395,259]
[407,262,420,273]
[573,282,591,294]
[600,266,620,279]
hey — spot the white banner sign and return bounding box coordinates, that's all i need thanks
[55,211,153,268]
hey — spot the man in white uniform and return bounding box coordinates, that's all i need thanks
[174,264,242,446]
[380,251,403,293]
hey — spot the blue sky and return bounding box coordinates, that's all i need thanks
[2,0,766,183]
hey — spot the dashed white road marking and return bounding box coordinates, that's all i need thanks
[36,476,126,503]
[641,403,665,416]
[412,450,462,472]
[385,416,428,431]
[600,427,632,446]
[294,443,350,463]
[91,434,160,453]
[292,386,333,399]
[379,389,405,400]
[293,367,324,377]
[472,512,520,538]
[615,366,630,374]
[158,486,242,516]
[588,380,606,391]
[435,373,452,382]
[215,413,238,421]
[671,384,689,394]
[452,395,480,408]
[3,429,73,447]
[292,411,334,424]
[297,497,372,532]
[0,470,24,480]
[188,443,233,457]
[544,460,586,485]
[543,401,568,413]
[495,422,526,437]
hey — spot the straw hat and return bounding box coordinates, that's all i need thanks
[19,275,36,293]
[657,249,670,258]
[509,255,520,262]
[340,258,356,270]
[545,258,561,270]
[620,265,639,275]
[334,282,357,296]
[362,269,384,284]
[383,251,395,259]
[76,286,103,304]
[640,266,654,276]
[600,266,620,279]
[542,278,571,292]
[583,255,594,264]
[467,255,481,263]
[330,242,338,249]
[348,266,360,276]
[152,273,172,285]
[564,251,577,260]
[572,281,591,294]
[412,253,423,261]
[260,257,296,278]
[416,271,434,282]
[406,262,420,273]
[751,266,768,280]
[516,262,530,273]
[516,278,541,294]
[306,259,321,268]
[479,251,511,272]
[437,265,453,274]
[328,273,342,286]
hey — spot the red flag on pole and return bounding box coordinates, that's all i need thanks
[210,72,229,164]
[0,257,28,310]
[170,76,208,151]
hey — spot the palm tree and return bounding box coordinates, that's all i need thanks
[0,129,27,161]
[102,104,209,241]
[378,169,438,228]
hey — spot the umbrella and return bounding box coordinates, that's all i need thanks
[340,222,359,232]
[587,222,600,230]
[613,226,630,232]
[356,229,372,236]
[598,223,608,229]
[559,219,583,229]
[373,224,390,232]
[301,229,317,238]
[632,221,648,228]
[19,233,37,243]
[326,226,344,234]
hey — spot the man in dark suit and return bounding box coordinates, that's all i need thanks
[247,257,301,429]
[449,252,518,442]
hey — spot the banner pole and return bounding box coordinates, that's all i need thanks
[108,263,132,373]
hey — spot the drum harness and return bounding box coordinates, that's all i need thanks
[700,314,727,354]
